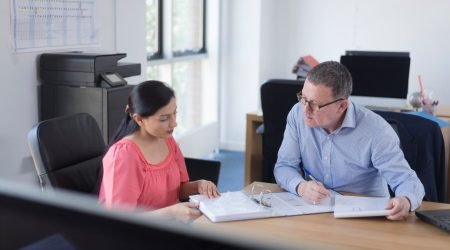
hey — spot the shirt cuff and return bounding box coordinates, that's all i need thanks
[398,193,419,211]
[288,176,305,195]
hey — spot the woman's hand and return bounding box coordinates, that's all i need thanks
[167,202,202,223]
[197,180,220,198]
[145,202,201,223]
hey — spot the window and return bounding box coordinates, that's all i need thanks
[171,0,205,56]
[145,0,214,137]
[145,0,161,59]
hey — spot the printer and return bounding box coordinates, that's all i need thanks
[39,52,141,88]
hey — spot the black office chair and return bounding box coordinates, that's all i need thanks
[28,113,221,196]
[260,79,304,183]
[184,158,221,185]
[375,111,446,202]
[28,113,106,195]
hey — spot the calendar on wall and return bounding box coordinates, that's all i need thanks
[10,0,99,52]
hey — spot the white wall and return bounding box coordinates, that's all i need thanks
[221,0,450,151]
[0,0,116,184]
[219,0,262,151]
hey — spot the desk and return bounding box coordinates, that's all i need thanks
[245,106,450,202]
[194,182,450,249]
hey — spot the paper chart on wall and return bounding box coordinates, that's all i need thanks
[10,0,99,52]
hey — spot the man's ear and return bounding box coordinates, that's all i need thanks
[338,99,349,113]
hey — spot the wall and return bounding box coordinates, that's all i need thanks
[219,0,262,150]
[0,0,116,184]
[221,0,450,151]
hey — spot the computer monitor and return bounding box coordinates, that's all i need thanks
[0,180,272,249]
[340,51,410,110]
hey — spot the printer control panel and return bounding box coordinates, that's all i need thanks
[100,72,127,88]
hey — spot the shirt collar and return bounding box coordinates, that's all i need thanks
[340,100,357,129]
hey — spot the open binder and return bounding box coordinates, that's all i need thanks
[190,190,337,223]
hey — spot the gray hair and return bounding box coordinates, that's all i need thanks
[306,61,353,98]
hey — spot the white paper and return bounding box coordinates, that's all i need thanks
[271,191,338,215]
[10,0,99,52]
[334,196,391,218]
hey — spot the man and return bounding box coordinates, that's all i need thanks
[274,61,425,220]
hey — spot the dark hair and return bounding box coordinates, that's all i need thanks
[306,61,353,98]
[108,80,175,147]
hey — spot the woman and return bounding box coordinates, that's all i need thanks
[99,80,219,221]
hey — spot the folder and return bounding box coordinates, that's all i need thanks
[190,190,338,223]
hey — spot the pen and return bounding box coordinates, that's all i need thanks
[308,175,327,189]
[308,174,320,184]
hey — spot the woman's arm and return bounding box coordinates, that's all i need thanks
[179,180,220,200]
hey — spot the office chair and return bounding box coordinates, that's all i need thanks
[260,79,304,183]
[28,113,221,196]
[28,113,106,195]
[184,158,221,186]
[375,111,446,202]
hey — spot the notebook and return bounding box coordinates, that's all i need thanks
[190,190,339,223]
[333,196,391,218]
[415,209,450,232]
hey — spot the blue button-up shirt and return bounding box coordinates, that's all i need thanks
[274,101,425,210]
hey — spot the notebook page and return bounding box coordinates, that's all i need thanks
[270,190,340,215]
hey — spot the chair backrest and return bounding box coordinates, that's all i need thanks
[375,111,446,202]
[260,79,304,183]
[28,113,106,195]
[184,157,221,185]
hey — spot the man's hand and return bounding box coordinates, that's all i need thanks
[297,180,330,204]
[385,196,411,220]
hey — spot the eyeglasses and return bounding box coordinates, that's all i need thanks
[246,183,272,207]
[296,92,344,112]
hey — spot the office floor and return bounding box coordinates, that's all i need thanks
[205,150,245,192]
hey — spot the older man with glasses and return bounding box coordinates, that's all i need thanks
[274,61,424,221]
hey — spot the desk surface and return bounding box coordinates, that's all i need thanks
[193,182,450,250]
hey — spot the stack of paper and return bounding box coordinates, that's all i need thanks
[190,191,272,222]
[334,196,391,218]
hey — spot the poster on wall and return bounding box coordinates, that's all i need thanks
[10,0,99,53]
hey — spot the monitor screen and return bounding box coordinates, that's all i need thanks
[0,180,267,249]
[340,51,410,99]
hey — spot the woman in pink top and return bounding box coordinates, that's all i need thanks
[99,80,219,222]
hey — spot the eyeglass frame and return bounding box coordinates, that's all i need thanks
[247,183,272,207]
[296,91,345,112]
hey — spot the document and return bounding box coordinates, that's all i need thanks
[334,196,391,218]
[190,190,340,223]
